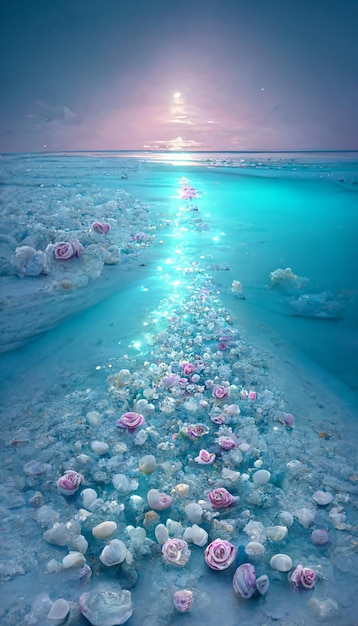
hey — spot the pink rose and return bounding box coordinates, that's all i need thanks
[289,564,316,590]
[162,538,191,567]
[186,423,210,439]
[213,386,229,400]
[208,487,239,509]
[116,411,145,432]
[248,391,257,401]
[57,470,84,495]
[205,538,236,570]
[218,436,236,450]
[194,449,216,464]
[54,239,83,260]
[182,363,195,375]
[92,221,110,234]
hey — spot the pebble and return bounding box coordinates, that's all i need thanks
[252,469,271,484]
[47,598,71,621]
[92,521,117,539]
[270,553,293,572]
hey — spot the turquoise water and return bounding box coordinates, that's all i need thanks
[0,152,358,625]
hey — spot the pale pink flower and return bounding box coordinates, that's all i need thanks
[218,436,236,450]
[289,564,316,590]
[54,240,83,260]
[173,590,193,613]
[208,487,239,509]
[213,386,229,400]
[182,363,195,375]
[194,449,216,465]
[205,538,236,570]
[116,411,145,432]
[57,470,84,495]
[92,221,110,234]
[162,538,191,567]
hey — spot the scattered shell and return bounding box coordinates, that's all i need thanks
[185,502,203,524]
[138,455,157,474]
[256,574,270,595]
[183,524,208,547]
[62,551,86,569]
[252,469,271,485]
[81,488,98,509]
[86,411,101,426]
[311,528,329,545]
[312,490,333,506]
[147,489,173,511]
[100,539,128,566]
[294,507,315,528]
[233,563,257,598]
[266,525,288,542]
[92,521,117,539]
[173,590,193,613]
[47,598,71,621]
[270,553,293,572]
[155,523,169,545]
[91,440,109,455]
[277,511,294,527]
[79,588,133,625]
[245,541,265,557]
[173,483,190,497]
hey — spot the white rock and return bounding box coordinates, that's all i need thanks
[91,440,109,455]
[252,469,271,484]
[183,524,208,547]
[92,521,117,539]
[184,502,203,524]
[62,551,86,568]
[112,474,130,493]
[312,490,333,506]
[222,467,240,482]
[266,525,288,542]
[81,488,98,509]
[155,523,169,545]
[47,598,71,621]
[100,539,128,566]
[293,507,315,528]
[277,511,294,527]
[68,534,88,554]
[86,411,101,426]
[245,541,265,557]
[270,553,293,572]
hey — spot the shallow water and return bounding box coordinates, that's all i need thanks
[1,152,358,625]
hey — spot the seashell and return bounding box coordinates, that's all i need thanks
[162,538,191,567]
[205,538,236,570]
[312,490,333,506]
[86,411,100,426]
[92,521,117,539]
[62,551,86,569]
[155,523,169,545]
[277,511,294,527]
[222,467,240,482]
[113,369,131,387]
[245,541,265,557]
[100,539,127,566]
[173,483,189,497]
[311,528,329,545]
[256,574,270,595]
[144,510,160,527]
[194,449,216,464]
[29,491,44,507]
[138,455,157,475]
[81,488,98,509]
[57,470,84,496]
[133,398,155,417]
[185,502,203,524]
[266,525,288,542]
[233,563,257,598]
[79,588,133,626]
[147,489,173,511]
[116,411,145,432]
[91,440,109,455]
[223,404,241,415]
[184,423,210,439]
[112,474,131,494]
[218,436,236,450]
[294,507,315,528]
[329,506,347,529]
[238,442,251,453]
[254,459,263,468]
[47,598,71,621]
[270,553,293,572]
[289,564,316,590]
[208,487,239,509]
[183,524,208,547]
[252,469,271,485]
[283,413,295,427]
[92,221,111,235]
[69,534,88,554]
[173,590,193,613]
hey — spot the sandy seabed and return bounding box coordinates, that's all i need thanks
[0,152,358,626]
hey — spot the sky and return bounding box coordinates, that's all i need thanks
[0,0,357,153]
